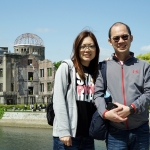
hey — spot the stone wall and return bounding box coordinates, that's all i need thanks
[0,112,52,128]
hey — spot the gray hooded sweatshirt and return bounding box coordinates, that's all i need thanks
[52,60,78,138]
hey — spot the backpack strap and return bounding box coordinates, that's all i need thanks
[61,60,73,98]
[61,59,73,85]
[99,61,112,104]
[99,61,107,94]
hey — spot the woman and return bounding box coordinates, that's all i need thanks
[53,30,100,150]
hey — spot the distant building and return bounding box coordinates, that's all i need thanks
[0,33,55,105]
[0,47,8,57]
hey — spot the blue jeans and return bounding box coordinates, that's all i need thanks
[53,136,95,150]
[106,122,150,150]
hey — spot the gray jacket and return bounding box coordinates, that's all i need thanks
[52,60,78,138]
[94,52,150,130]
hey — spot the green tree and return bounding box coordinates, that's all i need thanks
[136,52,150,63]
[53,61,62,70]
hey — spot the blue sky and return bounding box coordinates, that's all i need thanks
[0,1,150,62]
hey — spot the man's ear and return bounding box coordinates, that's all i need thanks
[108,38,112,46]
[130,35,133,42]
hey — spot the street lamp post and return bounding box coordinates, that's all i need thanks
[27,89,28,105]
[25,89,30,105]
[36,95,38,103]
[26,66,29,106]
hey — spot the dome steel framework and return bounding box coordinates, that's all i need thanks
[14,33,44,46]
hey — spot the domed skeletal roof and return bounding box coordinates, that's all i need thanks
[14,33,44,46]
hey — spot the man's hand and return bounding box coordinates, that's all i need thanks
[114,102,130,118]
[105,106,127,122]
[60,136,72,146]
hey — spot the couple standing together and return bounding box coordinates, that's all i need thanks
[52,22,150,150]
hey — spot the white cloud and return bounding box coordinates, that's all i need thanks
[35,28,57,33]
[140,45,150,51]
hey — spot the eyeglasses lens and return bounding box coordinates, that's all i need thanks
[80,45,95,50]
[113,34,129,42]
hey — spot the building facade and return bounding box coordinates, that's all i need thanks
[0,33,55,105]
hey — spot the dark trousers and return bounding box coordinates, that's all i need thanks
[53,136,95,150]
[106,122,150,150]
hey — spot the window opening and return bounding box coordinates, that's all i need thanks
[28,59,32,65]
[47,82,52,91]
[40,69,44,77]
[28,72,33,81]
[47,68,52,76]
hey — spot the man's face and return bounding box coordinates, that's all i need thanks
[108,24,133,57]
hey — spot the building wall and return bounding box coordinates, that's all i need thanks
[0,45,55,105]
[14,45,45,61]
[39,59,54,103]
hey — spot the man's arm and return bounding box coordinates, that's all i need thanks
[131,63,150,114]
[94,71,127,122]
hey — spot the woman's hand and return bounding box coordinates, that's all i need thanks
[60,136,72,146]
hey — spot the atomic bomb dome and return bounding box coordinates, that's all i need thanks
[13,33,45,59]
[14,33,44,47]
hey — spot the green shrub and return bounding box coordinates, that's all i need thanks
[0,107,4,119]
[0,104,30,110]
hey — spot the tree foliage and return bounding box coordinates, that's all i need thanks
[53,61,62,70]
[136,52,150,63]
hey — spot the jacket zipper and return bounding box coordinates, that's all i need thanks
[120,61,129,129]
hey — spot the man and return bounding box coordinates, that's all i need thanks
[94,22,150,149]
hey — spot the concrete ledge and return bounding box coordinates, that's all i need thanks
[0,112,52,128]
[2,112,47,119]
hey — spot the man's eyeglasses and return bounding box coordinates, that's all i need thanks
[80,45,96,51]
[112,34,129,42]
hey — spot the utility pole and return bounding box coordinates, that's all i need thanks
[25,89,29,105]
[27,89,28,105]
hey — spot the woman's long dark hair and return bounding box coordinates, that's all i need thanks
[71,30,100,83]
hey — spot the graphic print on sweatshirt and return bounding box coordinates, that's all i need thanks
[76,72,94,102]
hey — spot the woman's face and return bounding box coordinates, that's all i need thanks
[79,36,96,67]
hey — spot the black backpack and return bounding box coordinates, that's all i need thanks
[46,62,71,126]
[89,61,110,140]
